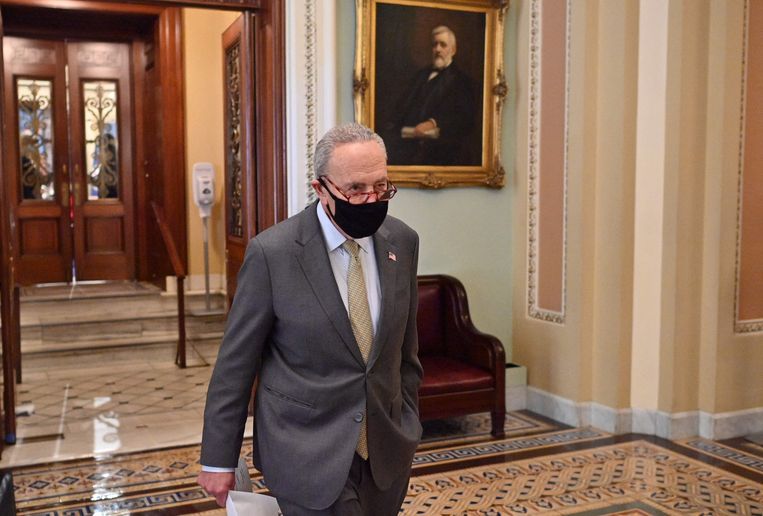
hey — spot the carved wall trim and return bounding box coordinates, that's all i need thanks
[77,48,121,67]
[9,47,55,65]
[526,0,570,325]
[734,0,761,334]
[285,0,336,215]
[304,0,317,206]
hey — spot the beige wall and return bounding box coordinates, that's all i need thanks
[667,0,709,413]
[183,8,240,279]
[512,0,640,408]
[583,0,638,410]
[512,0,763,417]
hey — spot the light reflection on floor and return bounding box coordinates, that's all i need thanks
[0,340,251,469]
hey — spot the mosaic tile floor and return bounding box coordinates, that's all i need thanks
[9,412,567,515]
[5,345,763,515]
[404,440,763,515]
[16,367,210,423]
[9,428,763,514]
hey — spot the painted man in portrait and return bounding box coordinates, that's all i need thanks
[384,25,478,166]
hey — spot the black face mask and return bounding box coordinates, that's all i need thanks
[321,180,388,239]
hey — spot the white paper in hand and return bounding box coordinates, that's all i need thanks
[226,490,282,516]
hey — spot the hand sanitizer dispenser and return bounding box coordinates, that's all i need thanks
[192,163,217,312]
[192,163,216,218]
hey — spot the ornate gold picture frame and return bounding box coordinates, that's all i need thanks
[354,0,508,188]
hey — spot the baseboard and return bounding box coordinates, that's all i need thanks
[507,385,527,411]
[525,386,763,440]
[699,407,763,440]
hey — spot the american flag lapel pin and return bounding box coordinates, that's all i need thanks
[388,251,397,262]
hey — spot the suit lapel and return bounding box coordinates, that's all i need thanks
[368,224,398,369]
[295,204,365,367]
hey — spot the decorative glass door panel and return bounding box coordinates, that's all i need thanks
[225,41,243,239]
[2,37,134,284]
[222,14,256,302]
[16,78,55,201]
[83,80,120,200]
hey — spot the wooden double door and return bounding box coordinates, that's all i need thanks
[2,37,134,284]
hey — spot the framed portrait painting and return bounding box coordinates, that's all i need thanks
[354,0,508,188]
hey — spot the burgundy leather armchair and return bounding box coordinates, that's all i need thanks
[416,275,506,438]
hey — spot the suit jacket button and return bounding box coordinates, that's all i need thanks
[354,412,364,423]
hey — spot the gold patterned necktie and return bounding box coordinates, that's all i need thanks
[342,240,372,459]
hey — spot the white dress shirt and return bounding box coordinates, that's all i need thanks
[202,203,382,473]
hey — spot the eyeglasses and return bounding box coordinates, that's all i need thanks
[319,176,397,205]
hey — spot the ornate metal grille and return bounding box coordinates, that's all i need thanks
[17,79,55,201]
[83,81,120,200]
[226,42,243,238]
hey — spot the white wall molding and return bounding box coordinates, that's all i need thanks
[286,0,337,216]
[526,0,570,325]
[527,386,580,426]
[699,407,763,440]
[580,402,633,435]
[506,385,527,412]
[526,386,762,440]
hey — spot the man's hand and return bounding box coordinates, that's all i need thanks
[198,470,236,507]
[414,119,436,137]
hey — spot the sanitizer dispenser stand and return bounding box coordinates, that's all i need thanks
[192,163,216,312]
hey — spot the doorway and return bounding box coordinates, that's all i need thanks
[3,36,135,283]
[0,0,286,454]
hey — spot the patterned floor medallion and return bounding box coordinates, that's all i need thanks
[403,441,763,515]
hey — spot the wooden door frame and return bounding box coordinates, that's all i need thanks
[0,0,286,447]
[0,2,184,287]
[0,6,13,454]
[0,0,286,269]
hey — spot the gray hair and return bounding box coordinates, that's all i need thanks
[432,25,457,48]
[314,123,387,178]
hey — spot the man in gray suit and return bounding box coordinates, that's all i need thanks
[197,123,422,515]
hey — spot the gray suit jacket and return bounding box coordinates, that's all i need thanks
[200,202,423,509]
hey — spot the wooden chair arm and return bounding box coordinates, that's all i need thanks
[419,274,506,371]
[462,331,505,371]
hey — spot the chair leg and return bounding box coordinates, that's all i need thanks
[490,409,505,439]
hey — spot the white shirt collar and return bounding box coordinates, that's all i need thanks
[316,202,372,254]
